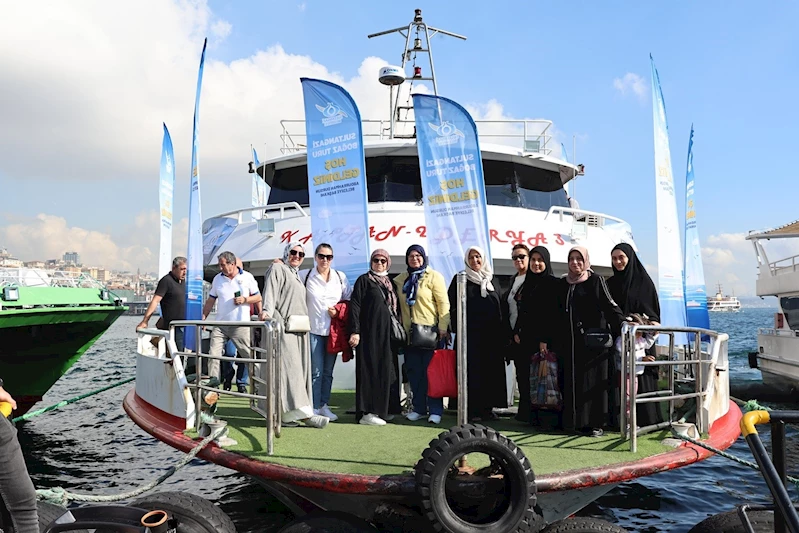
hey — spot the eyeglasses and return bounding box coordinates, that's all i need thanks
[317,254,333,261]
[372,258,387,265]
[408,254,423,260]
[289,250,305,258]
[512,254,528,261]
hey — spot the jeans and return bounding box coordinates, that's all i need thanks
[221,340,249,387]
[404,346,443,417]
[310,333,336,409]
[174,327,184,352]
[0,416,38,532]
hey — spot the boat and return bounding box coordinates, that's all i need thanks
[746,220,799,394]
[125,11,741,532]
[706,283,742,312]
[0,266,127,414]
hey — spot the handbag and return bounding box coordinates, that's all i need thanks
[580,324,613,349]
[427,347,457,398]
[529,350,562,411]
[409,323,438,350]
[286,315,311,333]
[389,312,407,345]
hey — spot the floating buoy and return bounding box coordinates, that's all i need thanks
[414,423,543,533]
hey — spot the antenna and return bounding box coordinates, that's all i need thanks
[368,9,466,139]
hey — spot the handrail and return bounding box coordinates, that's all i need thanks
[0,267,107,289]
[170,318,283,455]
[545,206,629,226]
[620,324,728,452]
[279,118,555,155]
[767,253,799,275]
[210,202,309,224]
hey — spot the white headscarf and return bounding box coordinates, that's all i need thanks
[464,245,495,298]
[283,242,305,276]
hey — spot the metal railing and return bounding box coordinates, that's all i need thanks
[620,324,729,452]
[211,202,309,224]
[767,253,799,276]
[456,272,468,426]
[0,267,107,289]
[279,118,554,155]
[545,206,629,228]
[169,318,285,456]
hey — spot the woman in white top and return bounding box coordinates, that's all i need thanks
[501,244,529,419]
[298,243,351,421]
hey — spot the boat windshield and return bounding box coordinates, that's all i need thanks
[780,297,799,329]
[266,156,569,210]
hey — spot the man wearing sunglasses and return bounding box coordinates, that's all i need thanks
[201,251,262,386]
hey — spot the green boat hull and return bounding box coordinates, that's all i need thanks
[0,286,127,413]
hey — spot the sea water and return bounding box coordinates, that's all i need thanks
[18,311,798,532]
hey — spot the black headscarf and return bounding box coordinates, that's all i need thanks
[525,246,553,289]
[608,243,660,322]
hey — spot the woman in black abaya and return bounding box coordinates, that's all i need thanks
[608,242,664,427]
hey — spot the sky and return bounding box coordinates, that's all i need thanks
[1,0,798,296]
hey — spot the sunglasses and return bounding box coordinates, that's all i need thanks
[371,258,387,265]
[317,254,333,261]
[512,254,528,261]
[289,250,305,258]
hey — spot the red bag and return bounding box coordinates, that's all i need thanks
[427,348,457,399]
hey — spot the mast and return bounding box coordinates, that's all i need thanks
[368,9,466,139]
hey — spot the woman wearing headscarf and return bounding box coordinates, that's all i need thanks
[608,242,663,427]
[395,245,450,424]
[260,242,329,428]
[447,246,507,422]
[348,249,402,426]
[515,246,560,425]
[552,246,625,436]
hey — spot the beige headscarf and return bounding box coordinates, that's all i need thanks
[566,246,592,285]
[464,246,495,297]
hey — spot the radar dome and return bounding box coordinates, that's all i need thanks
[378,65,405,86]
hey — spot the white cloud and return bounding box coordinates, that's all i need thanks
[298,2,307,12]
[613,72,647,101]
[210,20,232,43]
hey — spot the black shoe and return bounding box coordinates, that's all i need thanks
[223,380,232,391]
[237,385,247,394]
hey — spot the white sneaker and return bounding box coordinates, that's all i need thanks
[303,415,329,429]
[319,404,338,422]
[359,413,386,426]
[428,414,441,424]
[406,411,423,421]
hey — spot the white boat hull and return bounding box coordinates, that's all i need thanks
[755,330,799,394]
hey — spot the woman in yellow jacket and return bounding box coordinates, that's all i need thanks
[395,245,450,424]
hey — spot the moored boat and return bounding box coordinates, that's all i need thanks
[0,267,127,414]
[747,220,799,394]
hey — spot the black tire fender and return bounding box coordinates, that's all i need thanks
[37,501,89,533]
[687,509,775,533]
[131,491,235,533]
[277,510,379,532]
[414,423,543,533]
[541,517,629,532]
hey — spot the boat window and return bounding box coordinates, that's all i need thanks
[266,157,569,211]
[780,297,799,329]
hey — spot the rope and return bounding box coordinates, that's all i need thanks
[12,377,136,423]
[671,430,799,490]
[36,425,226,506]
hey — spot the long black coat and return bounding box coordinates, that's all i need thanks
[349,274,401,420]
[551,273,625,431]
[448,277,508,417]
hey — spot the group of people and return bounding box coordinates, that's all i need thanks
[137,239,662,436]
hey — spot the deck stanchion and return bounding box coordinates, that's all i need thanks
[619,323,629,439]
[194,324,203,431]
[630,325,639,452]
[265,321,275,455]
[456,272,468,427]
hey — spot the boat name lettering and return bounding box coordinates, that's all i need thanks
[279,227,565,246]
[311,134,357,149]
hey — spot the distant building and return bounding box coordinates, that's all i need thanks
[96,269,112,283]
[0,257,23,268]
[63,251,80,265]
[24,261,46,269]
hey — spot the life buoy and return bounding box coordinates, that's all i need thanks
[414,423,543,532]
[131,491,235,533]
[541,517,629,532]
[688,509,775,533]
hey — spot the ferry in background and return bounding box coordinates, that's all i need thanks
[747,220,799,394]
[706,283,742,312]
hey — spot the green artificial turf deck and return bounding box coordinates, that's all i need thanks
[210,391,671,476]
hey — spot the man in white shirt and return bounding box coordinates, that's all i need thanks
[201,251,262,385]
